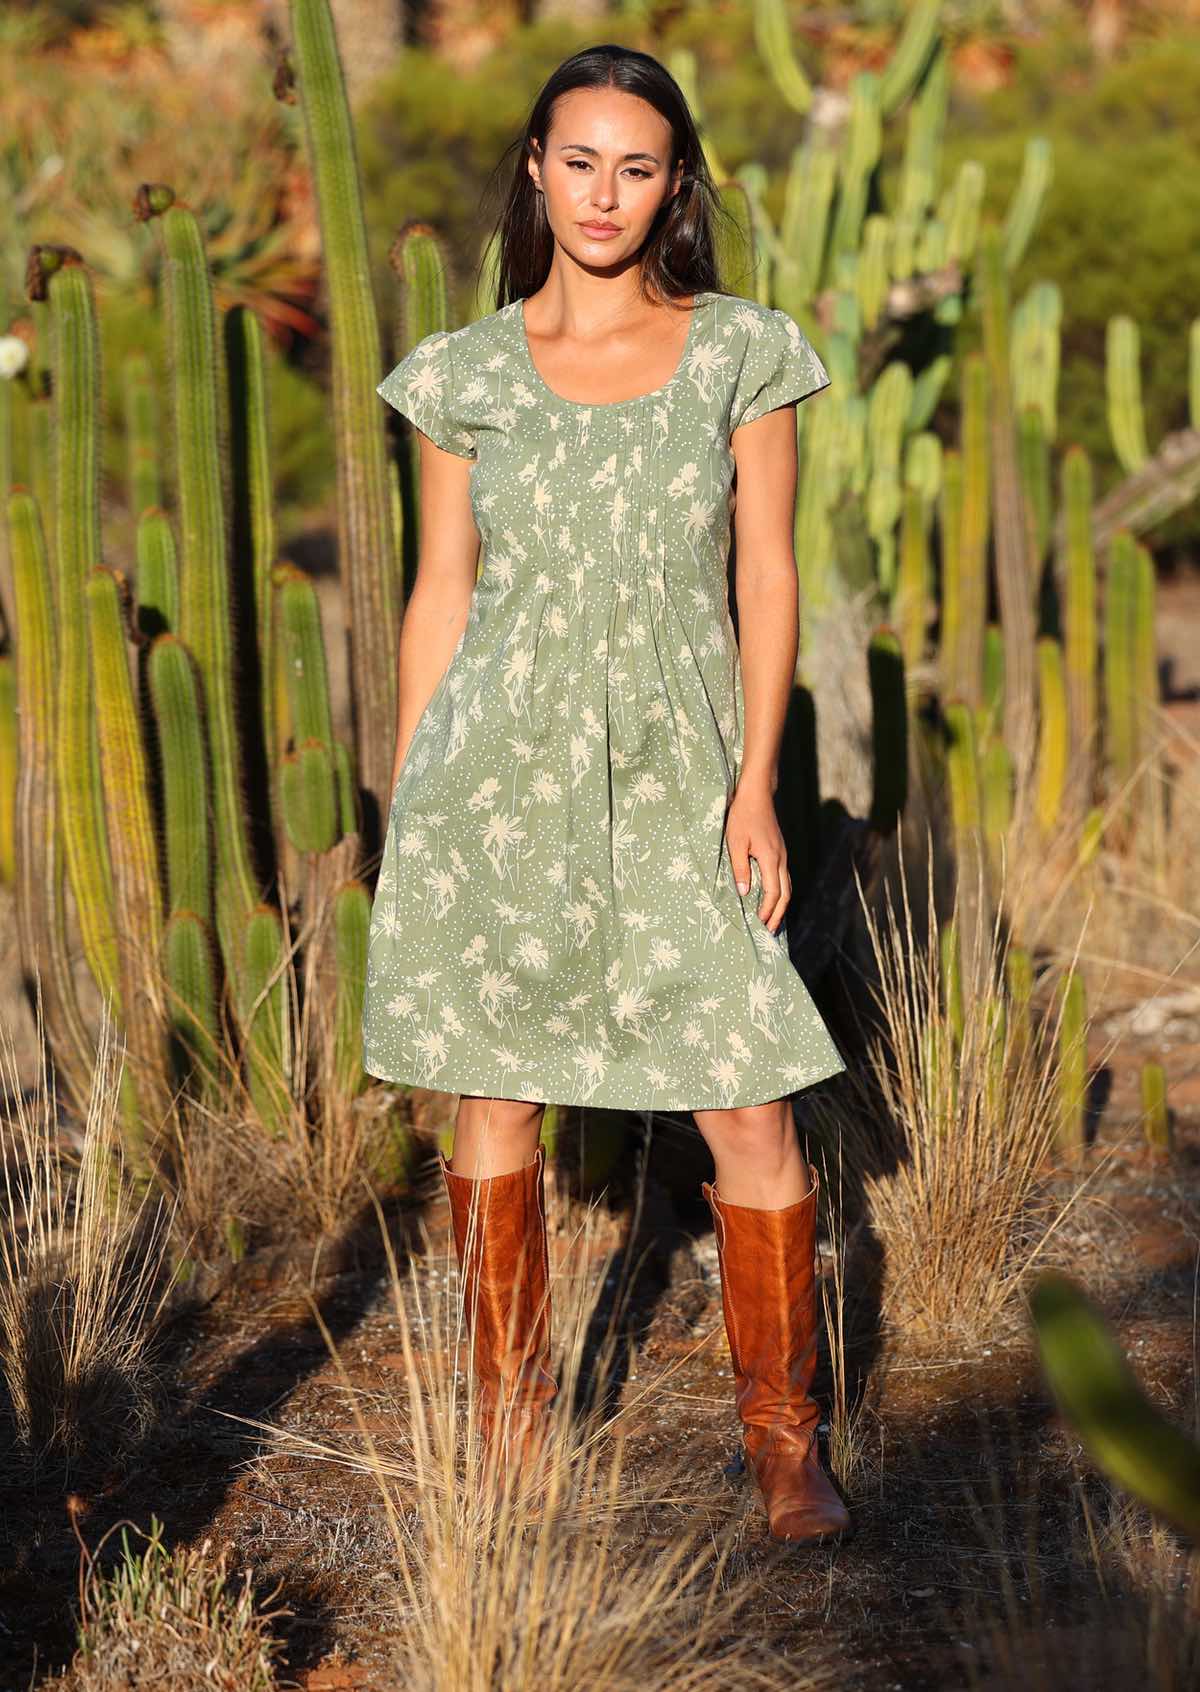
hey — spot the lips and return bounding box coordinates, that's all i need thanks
[580,222,621,234]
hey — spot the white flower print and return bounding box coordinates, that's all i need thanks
[365,291,844,1109]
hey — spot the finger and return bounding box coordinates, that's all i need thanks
[726,832,752,895]
[758,860,783,925]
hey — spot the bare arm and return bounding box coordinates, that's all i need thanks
[390,431,481,795]
[726,400,802,934]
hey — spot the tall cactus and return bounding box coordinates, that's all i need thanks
[1056,966,1088,1162]
[1103,529,1139,782]
[8,489,93,1114]
[1059,446,1097,810]
[286,0,401,831]
[977,227,1038,810]
[39,251,120,1007]
[1106,315,1150,476]
[1034,635,1068,835]
[145,197,261,993]
[946,357,989,707]
[86,566,168,1144]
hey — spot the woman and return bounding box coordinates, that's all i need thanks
[364,42,851,1545]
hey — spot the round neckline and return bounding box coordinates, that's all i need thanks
[515,291,709,411]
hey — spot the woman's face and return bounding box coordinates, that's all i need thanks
[528,86,682,270]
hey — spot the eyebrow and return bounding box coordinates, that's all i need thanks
[556,143,661,164]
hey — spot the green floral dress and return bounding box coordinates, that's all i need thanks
[362,289,847,1110]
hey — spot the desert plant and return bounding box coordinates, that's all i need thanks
[71,1515,287,1692]
[0,1010,175,1468]
[228,1157,842,1691]
[803,845,1095,1348]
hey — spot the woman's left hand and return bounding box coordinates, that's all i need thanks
[725,782,791,935]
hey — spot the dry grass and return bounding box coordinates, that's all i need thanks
[0,1008,176,1470]
[815,1142,884,1500]
[952,1453,1200,1691]
[67,1515,288,1692]
[806,846,1108,1350]
[998,712,1200,1011]
[229,1166,843,1691]
[152,871,412,1262]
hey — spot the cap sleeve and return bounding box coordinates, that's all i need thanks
[377,329,477,460]
[732,308,830,432]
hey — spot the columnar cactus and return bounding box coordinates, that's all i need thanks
[1059,446,1097,809]
[1056,966,1088,1162]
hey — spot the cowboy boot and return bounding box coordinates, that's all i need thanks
[438,1142,559,1488]
[701,1162,852,1544]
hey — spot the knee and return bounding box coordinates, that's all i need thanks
[697,1103,795,1171]
[458,1095,545,1136]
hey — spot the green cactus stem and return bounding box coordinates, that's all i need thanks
[8,490,93,1113]
[832,73,882,259]
[332,879,370,1101]
[135,508,179,638]
[46,253,120,1006]
[981,735,1013,878]
[857,215,891,332]
[0,655,14,884]
[753,0,812,114]
[148,203,262,1001]
[225,305,280,830]
[1002,137,1052,271]
[147,633,211,921]
[878,0,941,115]
[1017,406,1050,562]
[288,0,401,828]
[1103,529,1139,781]
[1141,1060,1171,1157]
[939,915,964,1050]
[957,356,989,708]
[1059,447,1098,808]
[1035,636,1068,836]
[893,485,928,678]
[1012,281,1061,441]
[784,145,837,301]
[163,908,220,1094]
[942,160,985,266]
[1106,315,1150,476]
[1005,945,1034,1062]
[978,226,1038,803]
[1056,966,1088,1162]
[241,903,291,1136]
[280,741,339,857]
[123,351,161,519]
[87,566,169,1142]
[1030,1270,1200,1541]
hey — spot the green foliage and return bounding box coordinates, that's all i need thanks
[943,30,1200,523]
[1031,1271,1200,1542]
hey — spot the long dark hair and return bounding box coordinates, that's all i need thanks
[487,44,746,312]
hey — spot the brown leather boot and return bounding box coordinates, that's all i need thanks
[701,1163,852,1545]
[438,1142,558,1489]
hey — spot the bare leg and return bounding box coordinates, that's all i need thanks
[691,1097,812,1207]
[450,1094,546,1179]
